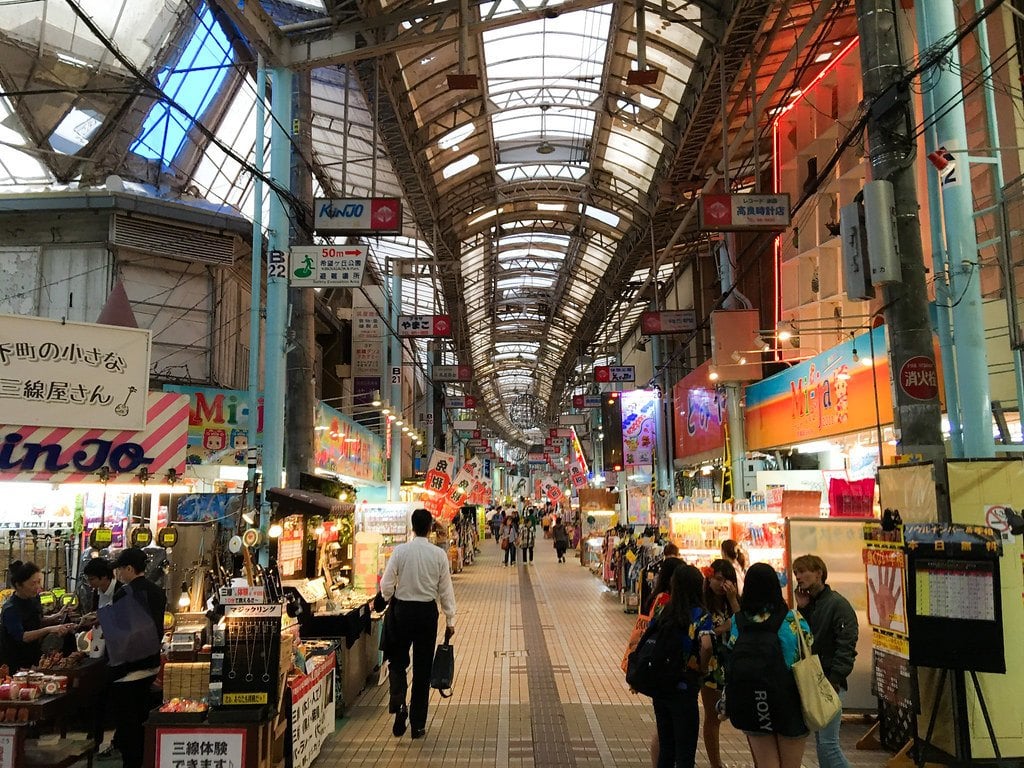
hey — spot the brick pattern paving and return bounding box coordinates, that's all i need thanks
[319,539,892,768]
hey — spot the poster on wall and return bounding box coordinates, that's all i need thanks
[314,403,385,483]
[620,389,657,467]
[864,548,907,634]
[627,485,651,525]
[164,385,260,466]
[0,314,151,431]
[672,363,726,462]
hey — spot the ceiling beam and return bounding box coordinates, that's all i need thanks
[208,0,290,65]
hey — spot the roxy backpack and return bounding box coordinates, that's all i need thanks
[625,615,697,697]
[725,607,806,737]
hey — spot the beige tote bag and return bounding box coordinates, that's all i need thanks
[792,611,842,731]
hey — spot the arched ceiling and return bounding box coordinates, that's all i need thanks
[0,0,859,453]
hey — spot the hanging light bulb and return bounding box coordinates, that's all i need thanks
[268,523,284,538]
[177,582,190,609]
[708,366,720,382]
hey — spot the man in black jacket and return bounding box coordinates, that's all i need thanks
[794,554,858,768]
[106,548,167,768]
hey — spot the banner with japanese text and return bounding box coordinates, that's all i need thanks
[620,389,657,466]
[672,362,726,463]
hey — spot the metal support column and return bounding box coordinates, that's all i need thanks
[650,317,671,494]
[916,0,993,458]
[286,69,316,486]
[263,66,293,503]
[389,269,403,501]
[855,0,946,471]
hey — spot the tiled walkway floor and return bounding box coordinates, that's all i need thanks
[321,541,892,768]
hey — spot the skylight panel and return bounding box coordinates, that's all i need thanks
[438,123,475,150]
[442,154,480,179]
[50,108,104,155]
[0,98,53,187]
[131,3,234,165]
[582,205,620,228]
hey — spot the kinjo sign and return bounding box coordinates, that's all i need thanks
[0,314,151,431]
[699,193,792,231]
[313,197,402,234]
[0,391,188,483]
[594,365,635,383]
[445,395,477,409]
[289,245,367,287]
[397,314,452,337]
[572,394,603,409]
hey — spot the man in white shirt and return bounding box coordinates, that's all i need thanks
[380,508,456,740]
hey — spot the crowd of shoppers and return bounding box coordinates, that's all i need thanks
[624,547,858,768]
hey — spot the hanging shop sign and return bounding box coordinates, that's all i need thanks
[164,385,261,466]
[572,394,603,409]
[744,327,892,450]
[451,420,477,431]
[0,314,151,431]
[0,391,187,483]
[434,365,473,382]
[289,245,367,287]
[557,414,587,426]
[698,193,791,231]
[352,301,384,379]
[314,402,386,484]
[640,309,697,335]
[445,396,477,409]
[594,365,635,383]
[621,389,657,467]
[313,197,402,234]
[672,362,726,463]
[397,314,452,337]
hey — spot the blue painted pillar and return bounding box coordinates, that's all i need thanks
[263,67,293,503]
[916,1,993,457]
[248,56,266,493]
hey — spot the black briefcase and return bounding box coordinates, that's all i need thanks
[430,643,454,698]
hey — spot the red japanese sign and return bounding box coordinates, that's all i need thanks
[899,356,939,401]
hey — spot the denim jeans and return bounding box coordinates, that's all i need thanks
[652,687,700,768]
[814,692,851,768]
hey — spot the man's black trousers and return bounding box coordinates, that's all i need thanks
[387,599,439,730]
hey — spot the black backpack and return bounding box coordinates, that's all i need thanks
[625,615,697,697]
[725,608,806,737]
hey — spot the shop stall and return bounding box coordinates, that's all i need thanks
[267,488,377,715]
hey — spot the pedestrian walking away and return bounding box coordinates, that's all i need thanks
[380,508,457,740]
[793,554,858,768]
[518,518,536,564]
[726,562,811,768]
[552,519,570,563]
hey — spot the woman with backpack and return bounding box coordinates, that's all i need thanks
[642,564,713,768]
[725,562,812,768]
[700,559,740,768]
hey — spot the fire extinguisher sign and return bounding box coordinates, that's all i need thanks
[898,356,938,401]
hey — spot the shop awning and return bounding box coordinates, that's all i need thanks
[266,487,354,518]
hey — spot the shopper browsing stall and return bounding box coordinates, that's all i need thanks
[84,558,118,610]
[0,561,76,672]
